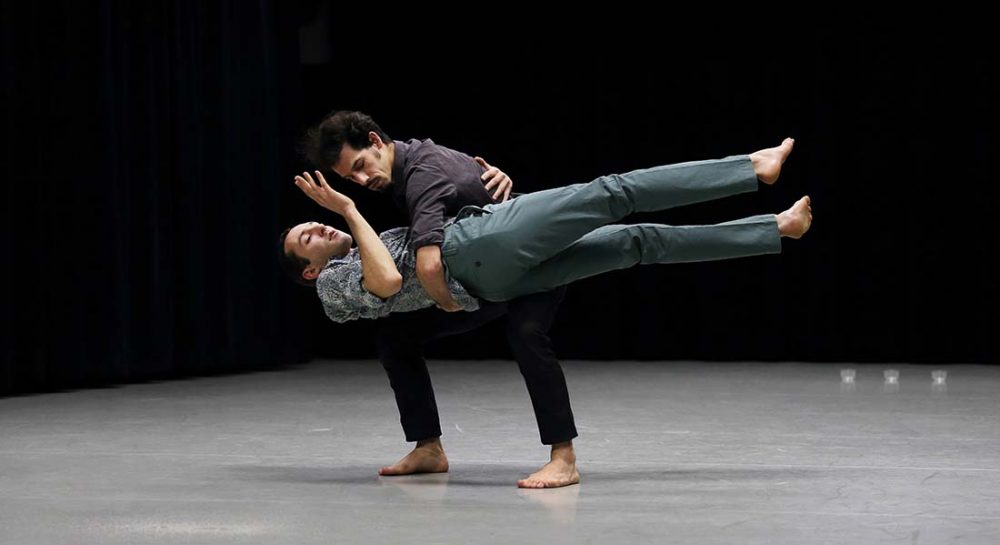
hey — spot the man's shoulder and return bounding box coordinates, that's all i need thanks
[401,138,470,167]
[399,137,436,160]
[317,255,358,284]
[380,226,411,242]
[400,137,438,151]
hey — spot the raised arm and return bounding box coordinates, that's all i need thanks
[294,171,402,298]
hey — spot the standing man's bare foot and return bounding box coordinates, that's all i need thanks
[777,196,813,239]
[750,137,795,184]
[378,437,449,476]
[517,441,580,489]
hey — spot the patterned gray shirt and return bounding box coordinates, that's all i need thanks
[315,227,480,323]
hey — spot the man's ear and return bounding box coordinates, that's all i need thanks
[302,265,320,281]
[369,131,384,148]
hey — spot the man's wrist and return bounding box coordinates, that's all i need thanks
[340,204,359,218]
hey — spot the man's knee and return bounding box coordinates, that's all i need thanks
[507,320,560,375]
[594,173,635,216]
[507,319,548,345]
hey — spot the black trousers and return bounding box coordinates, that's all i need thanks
[374,287,577,445]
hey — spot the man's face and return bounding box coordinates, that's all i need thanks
[284,222,353,281]
[332,133,394,192]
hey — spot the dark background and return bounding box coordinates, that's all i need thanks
[3,4,996,395]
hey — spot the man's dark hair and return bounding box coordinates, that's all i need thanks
[278,227,315,287]
[300,110,392,172]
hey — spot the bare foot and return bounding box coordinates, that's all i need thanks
[777,196,812,239]
[378,439,449,476]
[750,137,795,184]
[517,441,580,488]
[517,459,580,488]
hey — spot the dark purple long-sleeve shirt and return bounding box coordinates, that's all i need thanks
[389,138,494,249]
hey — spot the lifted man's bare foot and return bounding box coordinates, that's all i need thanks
[517,441,580,489]
[750,137,795,184]
[378,438,449,476]
[777,196,813,239]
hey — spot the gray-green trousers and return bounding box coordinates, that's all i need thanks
[441,155,781,302]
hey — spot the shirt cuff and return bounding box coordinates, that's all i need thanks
[410,232,444,248]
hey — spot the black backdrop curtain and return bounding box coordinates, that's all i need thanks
[3,1,307,394]
[3,11,997,396]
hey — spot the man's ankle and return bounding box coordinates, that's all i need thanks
[416,437,444,451]
[550,440,576,463]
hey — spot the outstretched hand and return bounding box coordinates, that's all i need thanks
[294,171,355,216]
[474,156,513,202]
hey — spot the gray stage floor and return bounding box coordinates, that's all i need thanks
[1,360,998,544]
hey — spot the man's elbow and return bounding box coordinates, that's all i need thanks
[386,272,403,294]
[416,262,443,281]
[369,273,403,298]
